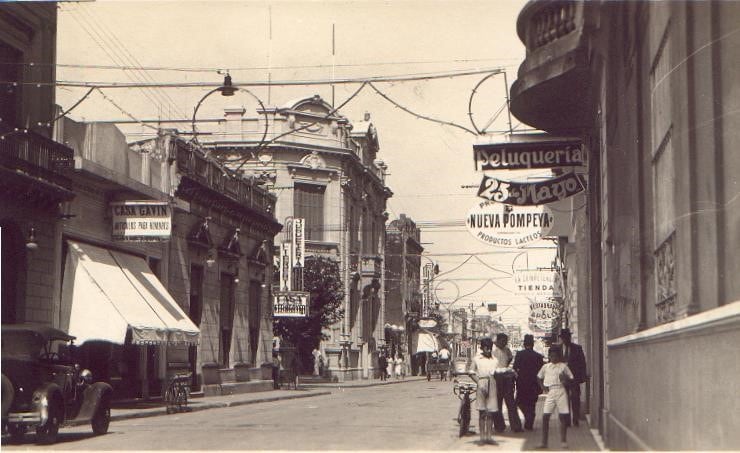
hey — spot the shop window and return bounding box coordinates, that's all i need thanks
[219,272,236,367]
[248,280,262,365]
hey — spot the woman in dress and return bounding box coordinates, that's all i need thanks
[394,354,405,380]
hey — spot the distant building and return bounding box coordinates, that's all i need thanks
[384,214,423,373]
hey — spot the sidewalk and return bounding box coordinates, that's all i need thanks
[71,375,426,426]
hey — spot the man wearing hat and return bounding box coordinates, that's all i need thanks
[559,328,587,426]
[513,334,544,430]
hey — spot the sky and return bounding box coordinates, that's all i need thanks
[54,0,557,331]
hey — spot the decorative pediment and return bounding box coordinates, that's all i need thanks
[218,228,243,259]
[300,151,326,170]
[187,217,214,249]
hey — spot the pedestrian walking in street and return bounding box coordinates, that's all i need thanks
[559,328,588,426]
[394,354,405,380]
[513,334,544,430]
[469,337,509,445]
[312,348,322,377]
[387,353,395,380]
[536,347,574,450]
[492,333,523,432]
[378,353,388,381]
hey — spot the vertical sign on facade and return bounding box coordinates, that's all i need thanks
[280,242,293,291]
[292,218,305,268]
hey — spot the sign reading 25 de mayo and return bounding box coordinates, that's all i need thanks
[111,201,171,241]
[465,201,554,248]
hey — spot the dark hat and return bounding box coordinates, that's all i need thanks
[523,334,535,345]
[560,328,572,337]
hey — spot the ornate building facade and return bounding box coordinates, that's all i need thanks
[205,96,392,381]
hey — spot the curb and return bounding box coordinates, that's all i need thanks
[68,390,332,426]
[300,376,429,389]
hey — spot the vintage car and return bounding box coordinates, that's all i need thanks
[1,324,113,444]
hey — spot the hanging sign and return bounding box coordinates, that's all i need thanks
[279,242,293,291]
[514,270,563,297]
[111,201,171,241]
[273,291,310,317]
[465,201,554,248]
[292,218,305,268]
[477,172,585,206]
[474,139,584,171]
[528,297,562,336]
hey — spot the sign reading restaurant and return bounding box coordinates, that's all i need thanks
[466,201,554,248]
[273,291,310,318]
[111,201,171,241]
[474,137,584,171]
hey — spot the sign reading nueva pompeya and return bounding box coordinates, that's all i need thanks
[111,201,171,241]
[474,139,584,171]
[465,201,554,248]
[477,172,585,206]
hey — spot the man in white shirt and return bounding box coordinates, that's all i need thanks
[492,333,523,432]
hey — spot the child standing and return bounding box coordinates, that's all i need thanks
[536,347,574,449]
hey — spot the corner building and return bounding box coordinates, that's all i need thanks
[510,1,740,449]
[205,96,392,381]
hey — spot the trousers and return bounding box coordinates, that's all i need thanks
[492,375,522,432]
[567,382,582,425]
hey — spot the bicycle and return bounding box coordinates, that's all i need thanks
[164,372,192,414]
[453,378,477,437]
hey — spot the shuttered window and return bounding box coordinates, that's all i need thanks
[294,183,325,241]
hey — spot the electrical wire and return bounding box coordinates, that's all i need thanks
[8,67,508,89]
[367,82,477,136]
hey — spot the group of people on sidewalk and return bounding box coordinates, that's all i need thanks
[377,353,406,381]
[468,329,587,448]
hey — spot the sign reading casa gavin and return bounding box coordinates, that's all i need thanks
[273,291,310,318]
[474,139,584,171]
[477,172,585,206]
[111,201,171,241]
[466,201,554,248]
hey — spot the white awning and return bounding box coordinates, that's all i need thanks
[60,241,199,346]
[414,330,439,353]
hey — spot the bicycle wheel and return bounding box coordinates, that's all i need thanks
[459,397,471,437]
[164,386,175,414]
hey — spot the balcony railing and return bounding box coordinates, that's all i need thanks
[173,140,276,216]
[0,129,74,189]
[525,1,578,50]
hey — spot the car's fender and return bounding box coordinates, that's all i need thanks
[72,382,113,422]
[31,382,64,426]
[2,373,13,420]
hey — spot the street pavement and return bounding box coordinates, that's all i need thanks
[2,376,601,451]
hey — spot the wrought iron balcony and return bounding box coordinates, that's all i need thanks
[0,129,74,191]
[510,0,594,133]
[173,139,276,218]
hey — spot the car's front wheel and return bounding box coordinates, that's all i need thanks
[91,400,110,435]
[35,405,60,444]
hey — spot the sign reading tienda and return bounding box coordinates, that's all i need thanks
[466,201,554,248]
[477,172,585,206]
[474,138,584,171]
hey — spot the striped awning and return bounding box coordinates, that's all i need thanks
[60,241,199,346]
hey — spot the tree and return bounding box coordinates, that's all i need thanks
[273,256,345,372]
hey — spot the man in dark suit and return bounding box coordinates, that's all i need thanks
[513,334,544,430]
[559,328,587,426]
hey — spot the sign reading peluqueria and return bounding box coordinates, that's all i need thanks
[473,139,584,171]
[273,291,310,317]
[111,201,171,241]
[477,172,585,206]
[465,201,554,247]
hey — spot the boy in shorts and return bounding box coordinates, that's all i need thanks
[536,347,574,449]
